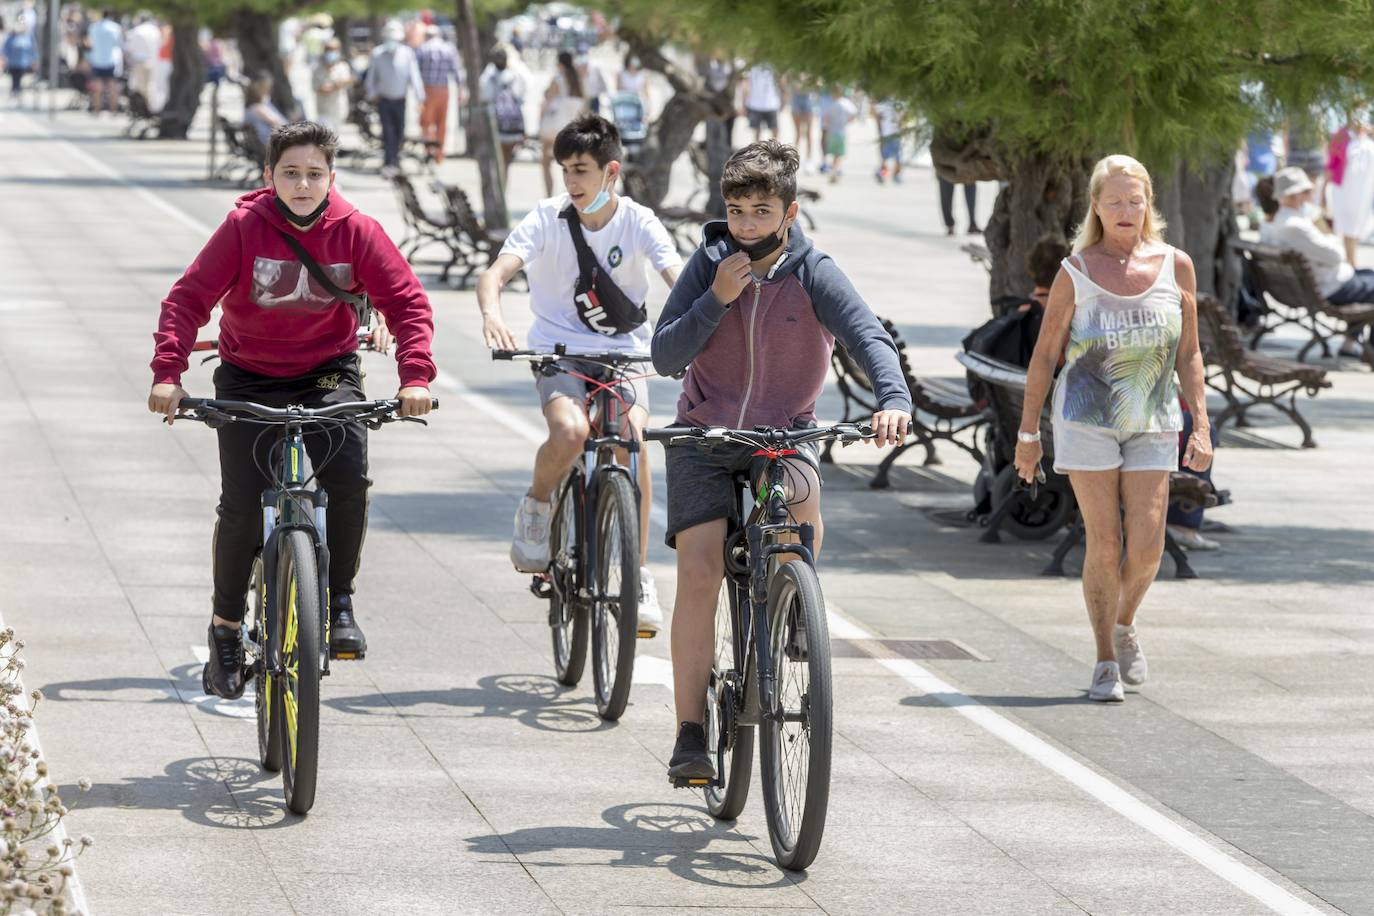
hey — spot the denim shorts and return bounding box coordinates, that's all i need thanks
[1051,419,1179,474]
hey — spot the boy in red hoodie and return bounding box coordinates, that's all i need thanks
[147,121,436,699]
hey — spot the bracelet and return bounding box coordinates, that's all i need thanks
[1017,430,1041,444]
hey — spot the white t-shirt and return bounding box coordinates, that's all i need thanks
[745,66,780,112]
[500,194,683,353]
[875,100,902,138]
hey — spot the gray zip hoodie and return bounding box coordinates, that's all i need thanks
[652,221,912,429]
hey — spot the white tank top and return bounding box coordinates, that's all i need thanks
[1054,247,1183,433]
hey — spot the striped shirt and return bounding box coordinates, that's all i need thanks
[416,38,461,88]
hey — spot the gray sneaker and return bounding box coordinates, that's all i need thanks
[1088,661,1125,702]
[510,495,553,573]
[1114,624,1148,686]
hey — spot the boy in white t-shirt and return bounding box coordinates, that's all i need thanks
[477,114,682,629]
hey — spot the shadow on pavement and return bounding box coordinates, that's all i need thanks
[466,801,798,889]
[40,663,258,720]
[325,672,613,733]
[78,756,292,830]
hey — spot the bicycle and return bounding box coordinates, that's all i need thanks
[493,346,655,722]
[643,422,872,871]
[173,396,436,814]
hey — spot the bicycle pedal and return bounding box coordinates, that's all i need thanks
[670,776,713,788]
[636,628,658,639]
[530,575,553,600]
[330,650,365,661]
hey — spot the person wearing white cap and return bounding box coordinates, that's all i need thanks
[365,21,424,175]
[1272,164,1374,358]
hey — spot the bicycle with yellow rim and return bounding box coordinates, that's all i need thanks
[175,396,435,814]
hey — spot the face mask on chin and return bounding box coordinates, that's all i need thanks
[577,169,615,215]
[274,190,331,227]
[731,214,788,260]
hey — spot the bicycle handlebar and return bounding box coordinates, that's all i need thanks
[175,397,438,428]
[492,347,653,367]
[643,423,873,448]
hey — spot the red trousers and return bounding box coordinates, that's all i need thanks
[420,86,449,163]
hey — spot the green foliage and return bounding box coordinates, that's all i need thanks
[632,0,1374,167]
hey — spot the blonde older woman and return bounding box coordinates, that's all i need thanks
[1015,154,1213,702]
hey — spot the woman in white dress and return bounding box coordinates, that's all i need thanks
[1326,116,1374,266]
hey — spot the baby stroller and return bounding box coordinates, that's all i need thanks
[610,91,647,160]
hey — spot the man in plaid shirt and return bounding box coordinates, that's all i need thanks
[415,25,463,164]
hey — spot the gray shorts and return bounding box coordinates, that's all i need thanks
[663,436,821,549]
[1052,418,1179,474]
[533,359,650,414]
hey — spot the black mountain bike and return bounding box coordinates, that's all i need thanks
[494,347,654,721]
[644,423,871,871]
[174,396,435,814]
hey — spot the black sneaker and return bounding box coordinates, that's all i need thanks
[329,594,367,659]
[203,624,245,700]
[667,721,714,781]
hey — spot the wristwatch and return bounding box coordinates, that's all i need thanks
[1017,431,1041,443]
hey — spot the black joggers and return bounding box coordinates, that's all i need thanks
[211,354,370,622]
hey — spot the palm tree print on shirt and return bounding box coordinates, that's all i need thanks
[1060,299,1182,432]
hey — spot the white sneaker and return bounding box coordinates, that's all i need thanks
[637,566,663,635]
[1114,624,1148,686]
[1088,661,1125,702]
[510,495,553,573]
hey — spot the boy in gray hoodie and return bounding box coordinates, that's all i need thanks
[651,140,913,779]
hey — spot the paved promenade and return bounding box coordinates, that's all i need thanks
[0,96,1371,915]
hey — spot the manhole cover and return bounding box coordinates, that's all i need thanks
[831,638,985,661]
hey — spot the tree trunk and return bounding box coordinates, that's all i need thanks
[335,16,353,56]
[618,32,733,210]
[1162,157,1241,310]
[234,10,297,118]
[455,0,507,229]
[158,17,205,139]
[982,152,1092,300]
[461,11,500,157]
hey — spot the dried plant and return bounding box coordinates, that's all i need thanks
[0,628,90,916]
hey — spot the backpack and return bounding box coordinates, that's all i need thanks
[493,80,525,137]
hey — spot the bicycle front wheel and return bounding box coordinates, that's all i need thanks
[591,472,638,721]
[759,560,832,871]
[249,553,282,772]
[274,529,322,815]
[550,471,588,686]
[704,580,753,820]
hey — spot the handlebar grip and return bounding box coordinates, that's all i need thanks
[491,350,515,360]
[642,428,685,442]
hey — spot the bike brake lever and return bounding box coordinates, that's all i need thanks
[398,416,428,426]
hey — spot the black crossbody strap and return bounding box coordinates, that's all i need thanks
[274,228,373,327]
[559,204,601,280]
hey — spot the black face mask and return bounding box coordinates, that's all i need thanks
[274,192,331,228]
[730,215,788,260]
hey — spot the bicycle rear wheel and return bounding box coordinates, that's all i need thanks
[550,471,588,686]
[591,472,638,721]
[274,529,321,815]
[759,560,832,871]
[249,554,282,772]
[704,580,754,820]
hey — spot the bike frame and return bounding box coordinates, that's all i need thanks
[716,447,816,781]
[248,412,333,683]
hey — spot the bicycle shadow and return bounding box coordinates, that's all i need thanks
[40,663,259,720]
[465,802,798,889]
[75,756,293,831]
[901,692,1094,709]
[324,673,613,733]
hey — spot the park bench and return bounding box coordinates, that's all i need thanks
[434,181,511,287]
[211,116,264,187]
[123,90,161,139]
[826,317,988,488]
[1231,240,1374,368]
[957,350,1224,579]
[389,173,470,285]
[622,168,715,258]
[1196,293,1331,448]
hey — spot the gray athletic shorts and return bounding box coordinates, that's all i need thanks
[1052,418,1179,474]
[533,359,650,414]
[663,434,821,549]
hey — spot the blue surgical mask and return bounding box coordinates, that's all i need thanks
[383,39,399,53]
[1301,202,1319,220]
[324,51,340,63]
[578,171,614,215]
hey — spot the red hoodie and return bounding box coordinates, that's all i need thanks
[151,187,436,389]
